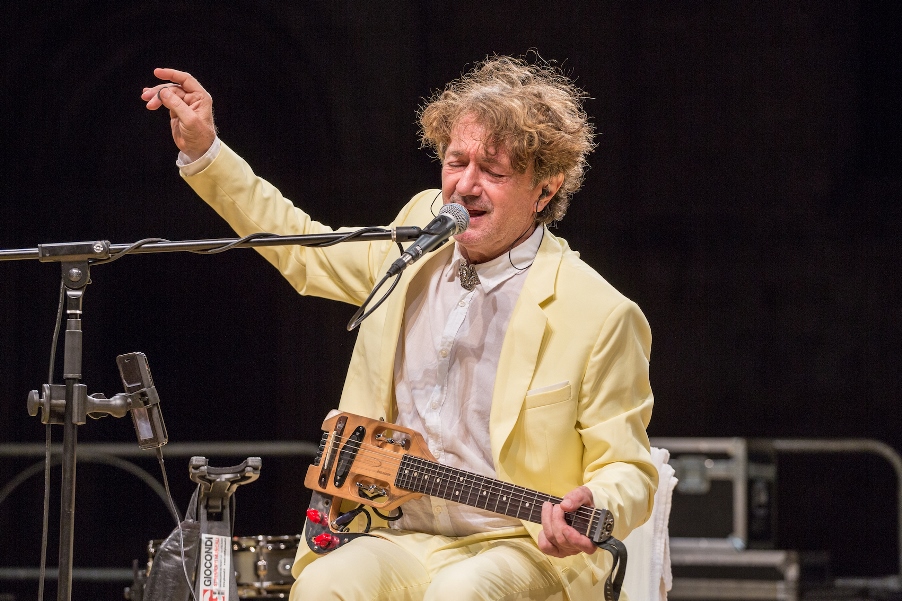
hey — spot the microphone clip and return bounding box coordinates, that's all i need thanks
[118,352,169,450]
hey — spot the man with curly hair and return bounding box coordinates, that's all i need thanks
[143,55,656,601]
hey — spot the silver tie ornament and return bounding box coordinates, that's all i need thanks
[458,259,480,291]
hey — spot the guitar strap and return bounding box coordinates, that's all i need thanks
[596,537,628,601]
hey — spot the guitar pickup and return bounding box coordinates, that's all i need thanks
[318,415,347,488]
[334,425,366,488]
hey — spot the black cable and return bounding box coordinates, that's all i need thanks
[346,271,402,331]
[89,227,401,264]
[355,488,403,522]
[302,227,398,248]
[333,506,372,533]
[38,280,66,601]
[372,506,403,522]
[345,239,405,330]
[155,447,198,601]
[46,279,64,414]
[230,494,236,537]
[37,430,50,601]
[154,448,182,524]
[186,232,278,254]
[89,238,171,265]
[189,227,397,255]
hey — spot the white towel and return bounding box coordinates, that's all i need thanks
[621,447,678,600]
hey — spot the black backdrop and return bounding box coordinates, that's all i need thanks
[1,2,900,599]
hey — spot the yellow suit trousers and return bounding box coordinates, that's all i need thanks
[290,529,567,601]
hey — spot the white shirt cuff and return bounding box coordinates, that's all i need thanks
[177,137,222,176]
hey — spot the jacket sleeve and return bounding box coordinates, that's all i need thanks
[578,299,657,541]
[181,141,429,306]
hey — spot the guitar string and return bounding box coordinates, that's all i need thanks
[316,432,600,528]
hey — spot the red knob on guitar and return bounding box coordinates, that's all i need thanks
[306,509,325,524]
[313,532,339,550]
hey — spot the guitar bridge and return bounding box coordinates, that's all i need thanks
[374,432,408,448]
[356,482,388,499]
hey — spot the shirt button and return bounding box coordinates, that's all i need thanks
[435,506,443,514]
[458,300,466,307]
[439,349,448,358]
[431,401,439,410]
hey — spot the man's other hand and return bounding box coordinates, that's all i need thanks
[141,68,216,162]
[538,485,598,558]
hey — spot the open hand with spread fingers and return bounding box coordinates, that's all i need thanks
[141,68,217,162]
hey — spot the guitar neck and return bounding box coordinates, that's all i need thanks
[394,455,599,536]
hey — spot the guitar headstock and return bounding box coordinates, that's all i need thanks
[589,507,615,544]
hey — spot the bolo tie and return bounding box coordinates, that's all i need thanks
[457,259,480,291]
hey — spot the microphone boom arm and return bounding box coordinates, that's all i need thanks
[0,227,425,262]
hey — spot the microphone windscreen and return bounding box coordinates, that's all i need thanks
[438,202,470,235]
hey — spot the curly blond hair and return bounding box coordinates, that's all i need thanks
[418,55,596,224]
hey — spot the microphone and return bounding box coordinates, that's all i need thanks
[386,203,469,276]
[116,352,169,450]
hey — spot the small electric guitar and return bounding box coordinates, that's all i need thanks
[302,412,627,601]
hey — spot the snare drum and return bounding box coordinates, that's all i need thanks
[233,535,300,597]
[145,534,300,599]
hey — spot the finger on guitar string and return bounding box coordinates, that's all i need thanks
[539,501,566,557]
[539,501,597,558]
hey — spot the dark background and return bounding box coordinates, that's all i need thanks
[1,1,900,599]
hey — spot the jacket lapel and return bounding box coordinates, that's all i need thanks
[489,231,562,471]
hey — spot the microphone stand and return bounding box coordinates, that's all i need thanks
[1,227,422,601]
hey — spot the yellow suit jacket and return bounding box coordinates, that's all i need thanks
[183,142,657,600]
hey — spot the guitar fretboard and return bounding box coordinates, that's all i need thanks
[394,455,600,538]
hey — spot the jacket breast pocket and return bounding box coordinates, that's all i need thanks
[524,381,572,409]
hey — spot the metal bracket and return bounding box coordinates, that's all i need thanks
[189,456,262,515]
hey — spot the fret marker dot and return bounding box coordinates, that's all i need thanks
[455,491,459,496]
